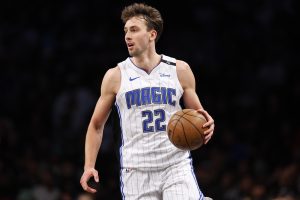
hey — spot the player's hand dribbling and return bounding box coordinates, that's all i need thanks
[196,109,215,144]
[80,168,99,193]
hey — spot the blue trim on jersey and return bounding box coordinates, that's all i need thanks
[189,152,204,200]
[115,102,125,200]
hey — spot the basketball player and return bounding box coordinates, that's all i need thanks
[80,3,215,200]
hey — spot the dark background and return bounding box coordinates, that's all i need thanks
[1,0,299,199]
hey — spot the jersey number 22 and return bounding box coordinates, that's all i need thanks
[142,109,166,133]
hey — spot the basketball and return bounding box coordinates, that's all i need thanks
[167,109,208,150]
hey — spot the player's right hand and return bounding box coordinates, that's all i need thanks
[80,168,99,193]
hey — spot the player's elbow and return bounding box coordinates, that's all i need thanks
[89,119,104,134]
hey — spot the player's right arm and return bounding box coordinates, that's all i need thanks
[80,66,120,193]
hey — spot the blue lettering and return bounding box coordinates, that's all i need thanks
[151,87,161,104]
[125,89,141,109]
[161,87,167,104]
[141,87,151,105]
[125,87,176,109]
[167,88,176,106]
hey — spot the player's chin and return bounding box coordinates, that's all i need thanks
[129,51,139,57]
[128,51,135,57]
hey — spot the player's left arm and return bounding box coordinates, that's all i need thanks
[176,60,215,144]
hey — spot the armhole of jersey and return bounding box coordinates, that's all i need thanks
[116,65,124,100]
[174,60,184,96]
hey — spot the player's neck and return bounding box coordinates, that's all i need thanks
[132,52,161,74]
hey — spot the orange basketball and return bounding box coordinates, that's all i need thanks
[167,109,208,150]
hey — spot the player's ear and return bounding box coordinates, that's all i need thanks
[149,29,157,42]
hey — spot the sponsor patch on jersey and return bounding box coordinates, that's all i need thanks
[159,73,171,77]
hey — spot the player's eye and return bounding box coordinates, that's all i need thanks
[130,27,138,32]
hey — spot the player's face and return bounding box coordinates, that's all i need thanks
[124,16,153,57]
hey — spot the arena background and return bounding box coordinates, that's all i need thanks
[0,0,299,199]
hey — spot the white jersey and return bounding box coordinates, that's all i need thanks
[115,54,190,170]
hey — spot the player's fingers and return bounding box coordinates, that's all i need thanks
[197,109,214,127]
[80,178,89,191]
[204,122,214,131]
[92,170,99,182]
[80,170,94,190]
[203,120,214,128]
[85,186,97,193]
[81,181,97,193]
[204,132,213,144]
[204,130,213,138]
[204,132,213,140]
[80,177,97,193]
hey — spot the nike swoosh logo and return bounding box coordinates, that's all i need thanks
[129,76,140,81]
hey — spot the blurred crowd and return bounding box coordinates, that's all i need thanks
[0,0,299,199]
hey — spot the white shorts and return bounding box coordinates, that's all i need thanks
[120,160,208,200]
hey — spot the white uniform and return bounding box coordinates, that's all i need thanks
[115,55,205,200]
